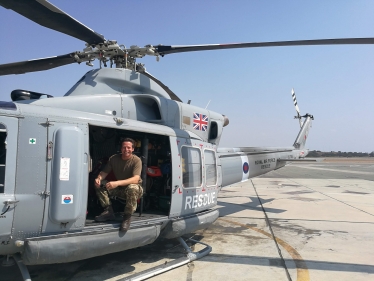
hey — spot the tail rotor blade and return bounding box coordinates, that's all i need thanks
[291,88,302,127]
[291,88,300,115]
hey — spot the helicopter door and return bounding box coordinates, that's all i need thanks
[0,117,18,245]
[42,121,89,233]
[9,116,51,243]
[169,136,219,217]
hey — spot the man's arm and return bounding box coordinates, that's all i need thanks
[95,171,109,188]
[106,175,140,190]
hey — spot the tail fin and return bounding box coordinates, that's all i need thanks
[291,89,314,151]
[293,114,313,150]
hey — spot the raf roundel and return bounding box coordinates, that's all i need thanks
[63,196,71,204]
[243,162,249,174]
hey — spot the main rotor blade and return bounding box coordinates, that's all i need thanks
[0,0,105,45]
[0,54,76,76]
[156,38,374,55]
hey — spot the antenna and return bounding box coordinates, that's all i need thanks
[205,100,211,109]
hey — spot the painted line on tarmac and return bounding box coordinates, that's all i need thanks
[219,218,310,281]
[293,165,373,175]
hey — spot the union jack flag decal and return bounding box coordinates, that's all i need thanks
[193,112,208,131]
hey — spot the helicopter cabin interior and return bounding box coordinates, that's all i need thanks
[86,125,172,226]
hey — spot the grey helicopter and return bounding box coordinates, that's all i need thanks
[0,1,373,280]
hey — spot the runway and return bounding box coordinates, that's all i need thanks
[1,158,373,280]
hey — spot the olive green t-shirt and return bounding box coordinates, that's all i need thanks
[103,154,142,185]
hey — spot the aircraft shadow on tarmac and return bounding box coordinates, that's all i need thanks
[203,253,374,274]
[216,196,286,217]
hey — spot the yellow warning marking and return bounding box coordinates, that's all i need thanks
[220,218,310,281]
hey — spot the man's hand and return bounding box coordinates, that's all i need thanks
[95,172,108,189]
[94,178,101,188]
[106,181,118,190]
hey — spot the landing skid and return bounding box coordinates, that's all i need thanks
[7,237,211,281]
[122,237,212,281]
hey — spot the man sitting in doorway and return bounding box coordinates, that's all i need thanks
[94,138,143,233]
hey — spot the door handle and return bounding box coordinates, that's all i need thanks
[3,199,19,206]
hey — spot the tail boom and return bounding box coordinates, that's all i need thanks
[218,147,297,187]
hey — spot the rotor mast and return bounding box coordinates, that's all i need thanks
[73,41,160,71]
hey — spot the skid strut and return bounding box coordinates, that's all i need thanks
[13,254,31,281]
[121,237,212,281]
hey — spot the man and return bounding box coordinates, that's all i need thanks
[94,138,143,233]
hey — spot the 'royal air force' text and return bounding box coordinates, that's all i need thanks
[255,158,275,169]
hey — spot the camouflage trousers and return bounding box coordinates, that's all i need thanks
[95,184,143,215]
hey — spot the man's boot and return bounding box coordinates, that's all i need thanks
[120,214,132,233]
[95,205,115,222]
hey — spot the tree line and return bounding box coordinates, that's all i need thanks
[307,150,374,157]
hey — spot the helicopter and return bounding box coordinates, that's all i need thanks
[0,1,374,280]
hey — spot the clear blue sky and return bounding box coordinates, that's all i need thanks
[1,0,373,152]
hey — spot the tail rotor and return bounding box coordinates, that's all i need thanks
[291,88,303,127]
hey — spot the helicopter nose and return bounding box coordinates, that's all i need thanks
[222,115,229,127]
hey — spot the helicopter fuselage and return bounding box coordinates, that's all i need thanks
[0,69,309,265]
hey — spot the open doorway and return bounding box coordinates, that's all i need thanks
[85,125,172,226]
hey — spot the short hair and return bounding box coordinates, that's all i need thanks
[121,137,135,148]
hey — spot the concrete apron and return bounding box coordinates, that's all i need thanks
[146,165,374,281]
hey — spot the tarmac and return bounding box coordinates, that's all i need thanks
[1,157,373,281]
